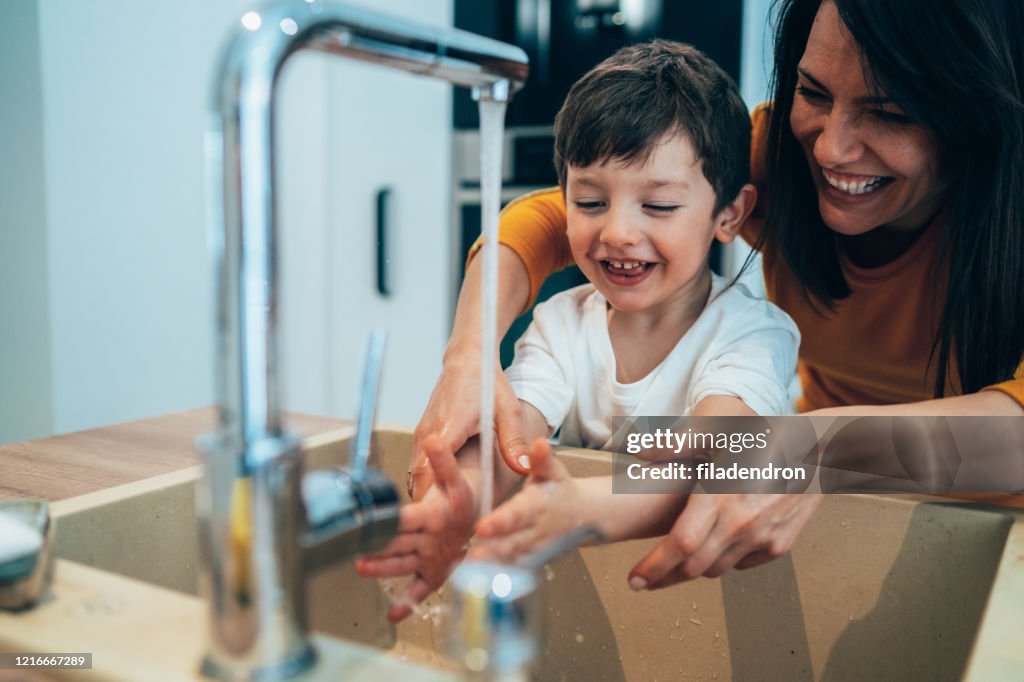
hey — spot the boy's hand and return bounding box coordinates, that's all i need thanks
[472,439,585,563]
[356,435,476,622]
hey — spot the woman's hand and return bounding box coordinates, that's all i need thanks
[409,246,534,500]
[472,439,586,563]
[357,435,477,622]
[627,493,822,589]
[410,347,531,500]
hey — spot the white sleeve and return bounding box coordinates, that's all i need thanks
[504,297,577,431]
[689,300,800,416]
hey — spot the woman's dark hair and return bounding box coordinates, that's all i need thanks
[762,0,1024,395]
[553,40,751,216]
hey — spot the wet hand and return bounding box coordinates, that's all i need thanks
[357,435,476,622]
[472,439,583,563]
[410,351,531,500]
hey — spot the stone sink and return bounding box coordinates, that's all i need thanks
[19,427,1024,680]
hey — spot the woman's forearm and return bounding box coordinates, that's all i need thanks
[445,245,531,363]
[812,390,1024,417]
[809,391,1024,494]
[411,245,533,492]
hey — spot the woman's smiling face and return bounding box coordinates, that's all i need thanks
[789,0,950,236]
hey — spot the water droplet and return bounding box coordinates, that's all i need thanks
[575,632,585,644]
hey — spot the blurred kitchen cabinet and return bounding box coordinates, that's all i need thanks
[2,0,453,444]
[277,0,453,427]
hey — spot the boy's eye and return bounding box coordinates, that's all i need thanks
[573,200,605,210]
[645,204,679,213]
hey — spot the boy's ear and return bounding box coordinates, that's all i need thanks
[713,183,757,244]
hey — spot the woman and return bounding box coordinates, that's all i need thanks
[413,0,1024,590]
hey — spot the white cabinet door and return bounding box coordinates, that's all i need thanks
[10,0,453,439]
[278,0,453,427]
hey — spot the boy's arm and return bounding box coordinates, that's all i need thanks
[692,395,758,417]
[473,439,688,562]
[570,478,687,543]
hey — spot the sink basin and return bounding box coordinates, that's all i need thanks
[44,427,1024,680]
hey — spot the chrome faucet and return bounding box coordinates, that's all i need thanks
[198,2,527,679]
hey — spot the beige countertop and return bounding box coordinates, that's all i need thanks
[0,411,455,682]
[0,409,348,502]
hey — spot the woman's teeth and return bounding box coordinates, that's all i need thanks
[823,170,889,195]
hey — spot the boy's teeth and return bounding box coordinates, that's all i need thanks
[609,260,644,270]
[823,170,888,195]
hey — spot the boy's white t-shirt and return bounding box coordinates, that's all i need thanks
[505,274,800,451]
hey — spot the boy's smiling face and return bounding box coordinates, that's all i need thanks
[566,133,727,318]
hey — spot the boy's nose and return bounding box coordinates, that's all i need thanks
[600,216,641,248]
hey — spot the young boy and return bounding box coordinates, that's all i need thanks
[357,40,798,620]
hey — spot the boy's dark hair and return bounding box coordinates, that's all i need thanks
[553,40,751,216]
[762,0,1024,396]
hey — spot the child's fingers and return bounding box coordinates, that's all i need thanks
[398,497,453,535]
[470,527,541,563]
[356,553,421,578]
[525,438,569,482]
[474,494,535,538]
[396,502,435,533]
[387,576,436,623]
[360,531,426,560]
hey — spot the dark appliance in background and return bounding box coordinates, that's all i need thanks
[452,0,744,366]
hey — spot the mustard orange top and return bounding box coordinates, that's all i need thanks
[486,107,1024,413]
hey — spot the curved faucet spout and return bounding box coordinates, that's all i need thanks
[210,1,526,447]
[199,2,527,679]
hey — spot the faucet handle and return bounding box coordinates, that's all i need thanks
[301,467,400,574]
[351,329,387,480]
[299,329,398,574]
